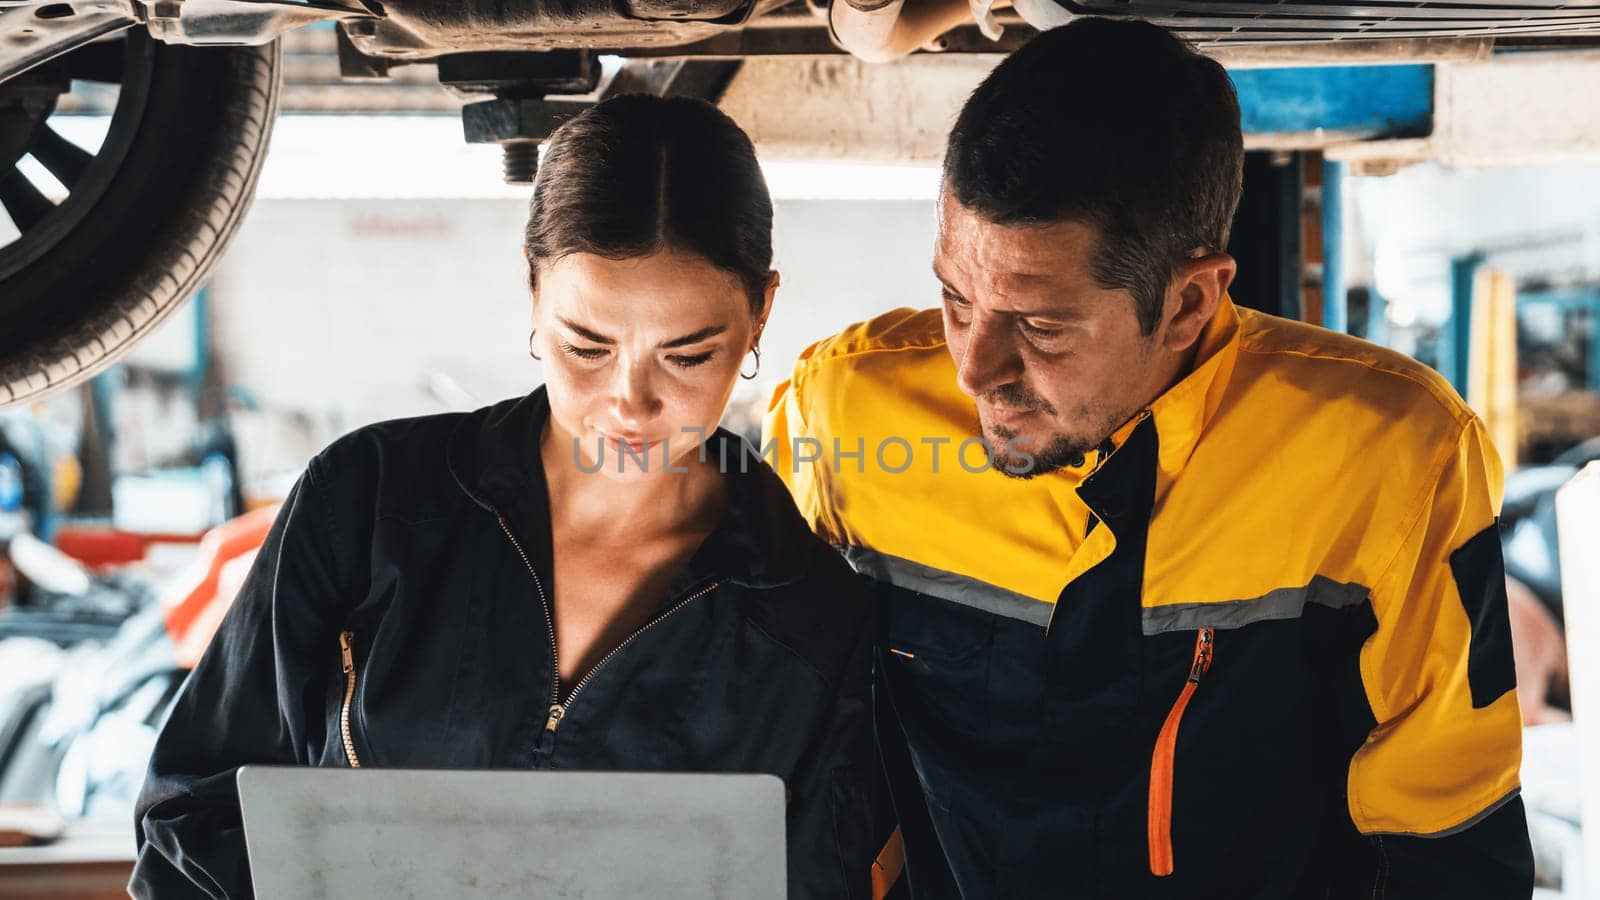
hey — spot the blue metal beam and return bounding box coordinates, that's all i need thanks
[1230,65,1435,140]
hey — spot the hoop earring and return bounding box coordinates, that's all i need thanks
[528,329,542,361]
[740,346,761,380]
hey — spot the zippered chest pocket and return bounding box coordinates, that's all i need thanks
[883,587,995,738]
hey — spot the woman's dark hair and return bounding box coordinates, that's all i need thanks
[525,93,774,313]
[944,18,1244,334]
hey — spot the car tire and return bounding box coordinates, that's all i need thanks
[0,33,281,408]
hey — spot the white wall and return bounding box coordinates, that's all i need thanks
[208,198,533,433]
[1353,161,1600,327]
[195,195,940,480]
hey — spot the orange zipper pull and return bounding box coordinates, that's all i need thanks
[544,704,565,734]
[1148,627,1214,877]
[339,630,355,675]
[1189,627,1214,681]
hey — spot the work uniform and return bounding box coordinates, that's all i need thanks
[766,296,1534,898]
[132,388,881,899]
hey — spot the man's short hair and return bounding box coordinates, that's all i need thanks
[943,18,1244,334]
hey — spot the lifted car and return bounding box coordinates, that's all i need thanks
[3,0,1600,406]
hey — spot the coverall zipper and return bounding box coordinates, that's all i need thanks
[338,629,361,768]
[1148,627,1214,876]
[497,515,720,762]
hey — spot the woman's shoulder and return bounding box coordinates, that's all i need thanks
[738,535,877,689]
[308,395,530,523]
[723,446,877,667]
[310,409,469,496]
[315,393,532,476]
[315,409,472,475]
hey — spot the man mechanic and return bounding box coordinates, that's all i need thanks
[766,17,1534,898]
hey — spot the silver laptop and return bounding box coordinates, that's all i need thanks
[237,767,787,899]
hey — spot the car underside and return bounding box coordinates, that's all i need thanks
[2,0,1600,406]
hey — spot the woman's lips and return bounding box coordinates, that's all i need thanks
[599,432,657,455]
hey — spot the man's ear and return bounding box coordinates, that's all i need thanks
[1161,251,1235,352]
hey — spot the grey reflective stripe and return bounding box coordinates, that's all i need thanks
[1141,575,1370,635]
[1366,787,1521,839]
[840,545,1054,627]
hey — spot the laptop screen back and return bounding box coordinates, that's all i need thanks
[237,767,787,899]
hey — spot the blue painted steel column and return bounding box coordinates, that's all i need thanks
[1446,254,1483,397]
[1590,292,1600,392]
[1366,286,1389,348]
[191,285,210,400]
[1322,160,1346,333]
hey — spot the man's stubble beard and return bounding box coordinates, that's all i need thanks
[987,412,1119,479]
[985,337,1158,479]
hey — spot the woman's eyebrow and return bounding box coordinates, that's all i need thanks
[557,317,614,344]
[660,325,727,348]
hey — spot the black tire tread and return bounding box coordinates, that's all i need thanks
[0,39,282,407]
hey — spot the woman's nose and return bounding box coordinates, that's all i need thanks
[609,357,663,427]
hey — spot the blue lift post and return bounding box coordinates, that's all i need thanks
[1446,254,1485,398]
[191,286,211,400]
[1365,286,1390,348]
[1593,292,1600,394]
[1322,160,1346,334]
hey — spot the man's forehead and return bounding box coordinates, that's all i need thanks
[935,204,1105,294]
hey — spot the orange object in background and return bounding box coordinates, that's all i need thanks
[160,505,279,669]
[51,529,155,570]
[1508,575,1571,727]
[0,558,14,611]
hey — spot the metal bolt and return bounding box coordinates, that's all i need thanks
[146,19,182,41]
[145,0,184,42]
[502,141,539,185]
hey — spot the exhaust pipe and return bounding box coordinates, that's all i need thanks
[829,0,1004,63]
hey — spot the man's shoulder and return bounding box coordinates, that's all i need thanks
[795,307,947,373]
[782,308,960,433]
[1234,307,1475,441]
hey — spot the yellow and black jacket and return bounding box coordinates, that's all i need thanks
[765,296,1533,898]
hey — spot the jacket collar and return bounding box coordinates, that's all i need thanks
[446,386,813,592]
[1105,294,1242,491]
